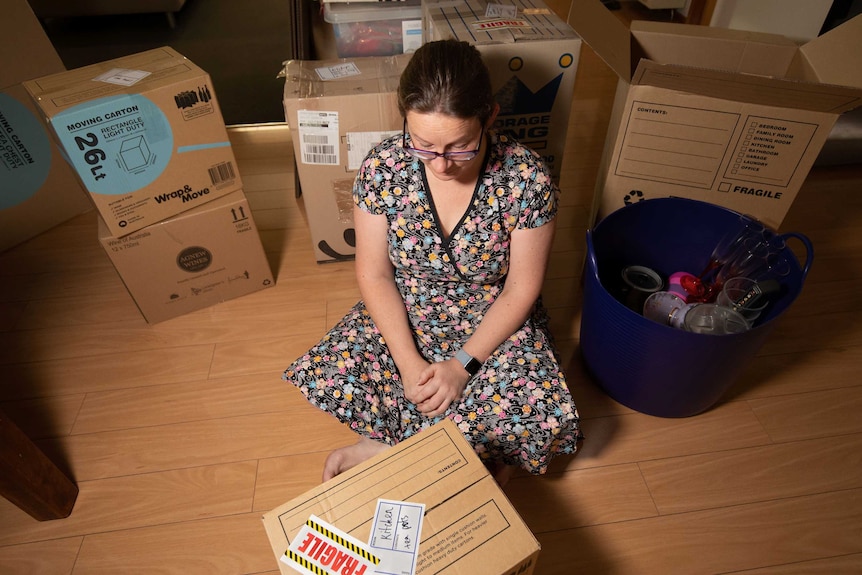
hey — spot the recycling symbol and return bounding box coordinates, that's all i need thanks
[623,190,645,205]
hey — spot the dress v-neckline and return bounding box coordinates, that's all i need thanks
[422,167,483,244]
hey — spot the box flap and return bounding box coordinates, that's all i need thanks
[796,13,862,89]
[282,55,410,101]
[633,59,862,114]
[567,0,634,80]
[631,20,798,77]
[23,47,200,117]
[1,0,65,88]
[427,0,578,46]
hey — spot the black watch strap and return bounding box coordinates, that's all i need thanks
[455,349,481,376]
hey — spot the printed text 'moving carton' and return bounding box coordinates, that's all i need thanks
[262,419,540,575]
[24,47,242,237]
[568,0,862,230]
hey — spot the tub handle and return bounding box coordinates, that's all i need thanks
[779,232,814,280]
[585,229,599,277]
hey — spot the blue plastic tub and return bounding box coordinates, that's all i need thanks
[580,198,813,417]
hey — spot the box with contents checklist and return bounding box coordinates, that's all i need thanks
[262,419,540,575]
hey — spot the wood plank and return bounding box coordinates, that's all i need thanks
[640,433,862,515]
[71,372,293,435]
[40,408,358,482]
[748,385,862,443]
[535,489,862,574]
[506,463,658,533]
[0,345,216,401]
[551,400,773,473]
[72,513,276,575]
[0,537,83,575]
[0,461,257,547]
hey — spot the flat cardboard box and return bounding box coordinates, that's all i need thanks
[0,0,92,253]
[262,419,540,575]
[98,190,274,323]
[568,0,862,229]
[282,55,410,262]
[25,47,242,237]
[423,0,582,181]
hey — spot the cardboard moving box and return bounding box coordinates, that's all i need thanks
[282,55,410,262]
[423,0,582,181]
[99,190,274,323]
[1,0,91,253]
[25,47,242,237]
[262,419,540,575]
[568,0,862,229]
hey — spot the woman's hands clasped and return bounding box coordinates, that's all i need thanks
[403,358,471,418]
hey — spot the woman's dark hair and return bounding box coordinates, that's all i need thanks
[398,40,495,126]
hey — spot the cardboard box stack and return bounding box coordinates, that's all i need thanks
[423,0,583,182]
[1,0,92,253]
[262,419,540,575]
[568,0,862,230]
[24,47,274,322]
[282,54,411,262]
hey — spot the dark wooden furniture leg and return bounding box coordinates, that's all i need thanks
[0,407,78,521]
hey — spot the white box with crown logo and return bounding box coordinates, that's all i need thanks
[423,0,581,182]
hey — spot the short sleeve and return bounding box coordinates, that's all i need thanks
[516,154,559,230]
[353,159,385,216]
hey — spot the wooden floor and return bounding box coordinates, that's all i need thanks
[3,13,862,575]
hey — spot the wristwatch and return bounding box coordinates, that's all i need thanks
[455,349,481,377]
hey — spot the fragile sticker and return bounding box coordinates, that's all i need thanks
[282,515,380,575]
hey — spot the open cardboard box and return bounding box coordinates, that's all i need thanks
[262,419,540,575]
[568,0,862,229]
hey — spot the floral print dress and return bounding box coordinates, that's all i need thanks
[284,131,581,474]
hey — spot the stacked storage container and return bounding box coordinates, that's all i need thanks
[322,0,423,58]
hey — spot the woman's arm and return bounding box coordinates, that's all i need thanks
[412,218,557,417]
[353,204,430,396]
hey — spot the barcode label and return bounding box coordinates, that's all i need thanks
[297,110,340,166]
[208,161,236,185]
[302,134,337,164]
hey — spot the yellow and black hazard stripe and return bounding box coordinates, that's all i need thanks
[306,518,380,565]
[285,549,327,575]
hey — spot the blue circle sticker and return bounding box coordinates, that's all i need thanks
[54,94,173,196]
[0,93,52,209]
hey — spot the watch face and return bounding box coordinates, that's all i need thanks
[456,349,480,376]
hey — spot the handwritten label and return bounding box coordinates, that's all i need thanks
[369,499,425,575]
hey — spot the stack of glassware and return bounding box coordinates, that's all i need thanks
[641,215,790,335]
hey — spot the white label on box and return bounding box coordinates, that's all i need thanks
[282,514,380,575]
[92,68,151,87]
[347,130,400,170]
[369,499,425,575]
[485,3,519,18]
[402,20,423,54]
[297,110,340,166]
[315,62,362,81]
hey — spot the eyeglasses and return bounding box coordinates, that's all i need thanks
[401,119,484,162]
